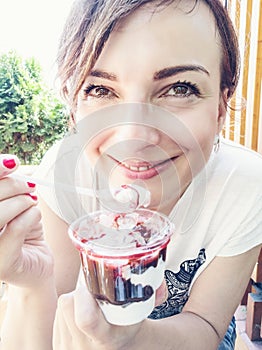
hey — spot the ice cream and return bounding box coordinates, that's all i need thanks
[69,209,173,325]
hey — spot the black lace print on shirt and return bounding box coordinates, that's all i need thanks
[148,248,206,319]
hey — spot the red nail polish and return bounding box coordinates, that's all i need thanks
[27,182,36,188]
[3,158,16,169]
[27,193,38,201]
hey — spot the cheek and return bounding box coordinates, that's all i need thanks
[171,107,218,168]
[85,129,116,164]
[181,108,218,149]
[85,134,105,163]
[76,96,105,121]
[194,121,216,149]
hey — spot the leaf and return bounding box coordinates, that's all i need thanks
[0,51,69,164]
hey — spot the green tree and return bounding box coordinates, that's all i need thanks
[0,51,68,164]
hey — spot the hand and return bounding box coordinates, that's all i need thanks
[53,286,141,350]
[0,154,54,288]
[53,280,168,350]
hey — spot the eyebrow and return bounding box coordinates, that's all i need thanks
[89,64,210,82]
[153,65,210,80]
[90,69,117,81]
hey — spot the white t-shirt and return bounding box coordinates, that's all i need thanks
[34,136,262,319]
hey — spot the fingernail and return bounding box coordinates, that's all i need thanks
[27,182,36,188]
[27,193,38,201]
[3,158,16,169]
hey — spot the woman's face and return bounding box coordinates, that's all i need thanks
[75,0,226,214]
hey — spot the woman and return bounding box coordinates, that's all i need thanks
[0,0,261,349]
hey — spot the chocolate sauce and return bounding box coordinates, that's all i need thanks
[81,246,167,305]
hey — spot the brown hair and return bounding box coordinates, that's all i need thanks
[56,0,240,114]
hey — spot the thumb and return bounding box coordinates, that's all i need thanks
[0,154,20,177]
[74,283,106,333]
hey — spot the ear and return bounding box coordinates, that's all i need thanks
[216,89,229,134]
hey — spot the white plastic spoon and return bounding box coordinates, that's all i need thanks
[11,173,151,210]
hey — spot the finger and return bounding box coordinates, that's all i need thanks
[53,313,65,349]
[0,155,20,177]
[10,205,42,241]
[1,205,41,242]
[74,285,142,348]
[74,285,110,339]
[57,293,92,347]
[0,193,38,229]
[0,176,36,201]
[155,279,168,306]
[54,294,73,349]
[0,206,42,266]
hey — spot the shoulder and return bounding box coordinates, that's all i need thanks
[34,133,82,179]
[33,134,95,223]
[219,138,262,172]
[211,138,262,187]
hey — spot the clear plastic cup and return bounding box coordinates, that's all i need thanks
[68,209,174,325]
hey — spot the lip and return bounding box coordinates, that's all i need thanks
[109,156,178,180]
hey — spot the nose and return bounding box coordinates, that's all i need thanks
[114,123,160,145]
[104,123,161,164]
[110,103,161,146]
[99,104,162,159]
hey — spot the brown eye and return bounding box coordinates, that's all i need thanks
[170,85,190,96]
[92,87,112,97]
[161,81,201,99]
[83,84,115,99]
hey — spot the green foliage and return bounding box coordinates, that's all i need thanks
[0,51,68,164]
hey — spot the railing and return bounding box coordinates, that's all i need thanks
[223,0,262,154]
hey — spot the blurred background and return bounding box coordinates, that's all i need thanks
[0,0,261,348]
[0,0,74,86]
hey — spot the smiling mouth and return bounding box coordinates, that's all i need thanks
[121,160,168,172]
[108,156,179,180]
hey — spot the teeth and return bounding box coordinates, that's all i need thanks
[137,166,149,171]
[130,166,139,171]
[122,162,152,172]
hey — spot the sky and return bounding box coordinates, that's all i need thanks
[0,0,74,86]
